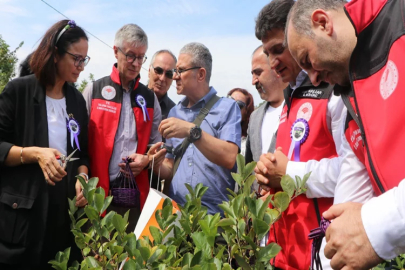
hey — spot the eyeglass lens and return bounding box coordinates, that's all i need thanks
[154,66,174,79]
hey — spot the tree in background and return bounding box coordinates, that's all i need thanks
[76,73,95,93]
[0,35,23,92]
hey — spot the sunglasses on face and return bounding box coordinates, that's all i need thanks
[152,64,174,79]
[227,96,247,109]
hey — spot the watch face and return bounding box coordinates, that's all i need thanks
[190,127,201,140]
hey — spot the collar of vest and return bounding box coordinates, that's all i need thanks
[110,63,140,90]
[345,0,387,36]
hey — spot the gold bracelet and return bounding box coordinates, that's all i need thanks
[20,147,24,165]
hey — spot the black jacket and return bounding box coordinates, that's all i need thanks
[0,74,89,266]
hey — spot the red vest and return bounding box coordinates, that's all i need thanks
[344,0,405,195]
[88,65,154,209]
[270,78,335,270]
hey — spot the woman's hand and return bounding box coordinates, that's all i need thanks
[75,179,88,207]
[36,147,67,185]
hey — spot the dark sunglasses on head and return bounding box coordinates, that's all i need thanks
[227,96,246,109]
[152,64,174,79]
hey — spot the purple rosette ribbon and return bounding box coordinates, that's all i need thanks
[290,118,309,162]
[136,95,150,122]
[67,20,76,28]
[309,217,331,270]
[67,116,81,151]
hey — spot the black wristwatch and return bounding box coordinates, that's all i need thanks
[188,125,202,143]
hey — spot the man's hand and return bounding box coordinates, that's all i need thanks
[119,153,149,177]
[323,202,383,270]
[254,147,288,190]
[159,117,194,139]
[147,142,167,172]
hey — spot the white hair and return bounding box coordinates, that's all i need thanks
[114,24,148,49]
[179,42,212,83]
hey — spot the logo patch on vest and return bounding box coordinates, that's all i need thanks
[297,102,313,121]
[101,86,116,100]
[380,60,398,100]
[300,89,323,99]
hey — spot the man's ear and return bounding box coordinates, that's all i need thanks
[311,9,333,36]
[113,45,119,60]
[197,68,206,82]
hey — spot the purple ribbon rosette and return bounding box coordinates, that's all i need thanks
[290,118,309,162]
[308,217,331,270]
[136,95,150,122]
[67,115,81,151]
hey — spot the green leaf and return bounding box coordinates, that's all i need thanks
[68,197,78,216]
[93,193,104,213]
[139,247,150,263]
[84,206,99,221]
[112,214,125,234]
[218,204,235,219]
[257,243,282,262]
[101,210,115,228]
[243,175,256,195]
[280,174,296,198]
[190,251,203,267]
[242,161,257,180]
[83,247,91,256]
[215,245,226,259]
[243,234,257,250]
[245,196,257,217]
[147,249,163,264]
[217,218,236,227]
[101,196,112,214]
[118,253,128,263]
[258,194,273,220]
[123,259,137,270]
[274,191,290,212]
[185,184,195,198]
[232,195,244,219]
[237,219,246,238]
[301,172,311,189]
[234,254,251,270]
[88,177,98,190]
[124,233,137,257]
[85,256,100,268]
[268,208,280,223]
[75,218,88,229]
[226,188,238,198]
[150,226,163,245]
[222,263,232,270]
[231,172,242,186]
[113,245,124,255]
[182,253,193,267]
[252,218,270,240]
[236,154,245,174]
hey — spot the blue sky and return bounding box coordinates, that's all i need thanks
[1,0,270,104]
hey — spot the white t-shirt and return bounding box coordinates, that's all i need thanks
[261,104,283,154]
[46,96,68,156]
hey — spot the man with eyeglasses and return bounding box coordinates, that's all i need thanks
[150,42,241,216]
[147,50,177,121]
[83,24,162,231]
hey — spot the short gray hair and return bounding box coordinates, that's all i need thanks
[114,24,148,49]
[288,0,346,37]
[149,50,177,68]
[179,42,212,83]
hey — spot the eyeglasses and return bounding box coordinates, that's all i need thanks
[173,66,201,77]
[64,51,90,67]
[152,64,174,79]
[227,96,246,110]
[118,47,147,64]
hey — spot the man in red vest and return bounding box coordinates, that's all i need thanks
[253,0,374,269]
[286,0,405,269]
[83,24,162,231]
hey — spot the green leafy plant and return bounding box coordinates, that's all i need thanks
[51,154,310,269]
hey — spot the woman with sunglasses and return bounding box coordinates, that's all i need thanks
[0,20,90,269]
[227,88,254,156]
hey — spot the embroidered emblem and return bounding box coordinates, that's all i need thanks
[297,102,313,121]
[101,86,116,100]
[380,60,398,100]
